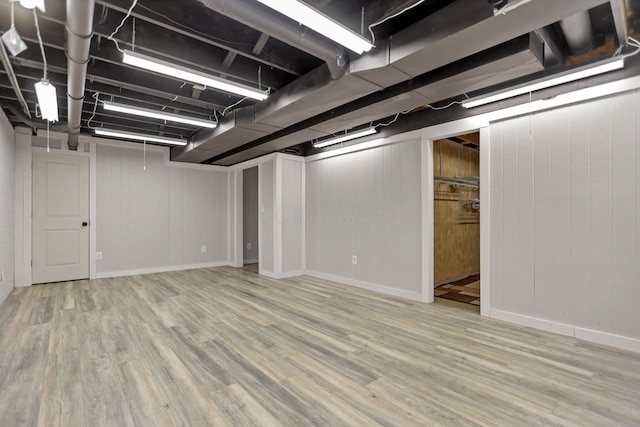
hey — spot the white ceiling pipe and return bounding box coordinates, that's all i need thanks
[559,10,594,55]
[66,0,95,150]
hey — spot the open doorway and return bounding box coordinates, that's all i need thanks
[433,133,480,312]
[243,167,259,271]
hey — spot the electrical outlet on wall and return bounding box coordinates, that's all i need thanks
[247,243,251,250]
[201,245,207,253]
[352,255,358,265]
[96,252,103,260]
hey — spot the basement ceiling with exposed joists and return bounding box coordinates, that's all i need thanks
[1,0,639,165]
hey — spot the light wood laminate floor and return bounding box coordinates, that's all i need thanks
[0,266,639,426]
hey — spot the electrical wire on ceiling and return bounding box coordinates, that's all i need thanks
[108,0,138,53]
[86,91,101,130]
[368,0,427,46]
[32,8,47,80]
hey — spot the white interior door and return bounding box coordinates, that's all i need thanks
[32,152,89,284]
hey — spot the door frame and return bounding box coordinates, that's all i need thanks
[419,121,491,317]
[14,129,96,286]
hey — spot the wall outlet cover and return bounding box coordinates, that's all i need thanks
[96,252,103,260]
[201,245,207,253]
[352,255,358,265]
[247,243,252,250]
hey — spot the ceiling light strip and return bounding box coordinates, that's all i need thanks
[34,79,58,122]
[462,58,625,108]
[103,101,217,128]
[122,50,269,101]
[94,128,187,146]
[256,0,373,54]
[313,127,377,148]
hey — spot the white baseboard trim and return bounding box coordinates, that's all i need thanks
[0,282,13,306]
[304,270,423,301]
[490,310,575,337]
[257,269,304,279]
[491,309,640,353]
[95,261,229,279]
[575,327,640,354]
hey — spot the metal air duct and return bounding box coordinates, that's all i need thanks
[196,0,348,79]
[66,0,95,150]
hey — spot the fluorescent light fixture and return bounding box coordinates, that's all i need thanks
[493,0,533,15]
[34,79,58,122]
[94,129,187,146]
[122,50,269,101]
[103,101,217,129]
[17,0,46,12]
[256,0,373,54]
[313,127,377,148]
[462,58,625,108]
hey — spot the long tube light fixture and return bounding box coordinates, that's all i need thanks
[462,58,625,109]
[122,50,269,101]
[493,0,534,15]
[256,0,373,54]
[313,127,377,148]
[34,79,58,122]
[103,101,217,129]
[94,128,187,146]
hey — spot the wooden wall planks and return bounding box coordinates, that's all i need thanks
[433,139,480,285]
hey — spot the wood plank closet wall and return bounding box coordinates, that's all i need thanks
[434,139,480,285]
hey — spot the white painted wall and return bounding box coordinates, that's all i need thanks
[489,90,640,350]
[259,159,275,274]
[95,143,228,277]
[305,138,423,299]
[0,108,14,304]
[243,167,259,263]
[281,158,304,275]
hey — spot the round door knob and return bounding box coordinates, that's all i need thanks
[82,222,88,227]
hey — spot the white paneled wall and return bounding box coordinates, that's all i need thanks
[96,143,228,276]
[0,109,14,304]
[259,160,275,274]
[306,138,423,299]
[281,158,304,274]
[489,90,640,348]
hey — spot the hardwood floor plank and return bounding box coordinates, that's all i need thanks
[0,266,638,426]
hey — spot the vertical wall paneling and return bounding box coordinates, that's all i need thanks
[243,167,259,263]
[588,96,613,333]
[259,160,275,274]
[305,138,423,299]
[489,89,640,350]
[533,109,552,320]
[609,91,635,337]
[13,129,31,287]
[281,158,304,275]
[0,109,14,304]
[569,101,592,328]
[548,106,571,322]
[95,143,228,277]
[501,117,520,312]
[517,114,535,316]
[489,122,504,310]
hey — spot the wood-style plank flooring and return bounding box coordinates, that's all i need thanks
[0,265,639,426]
